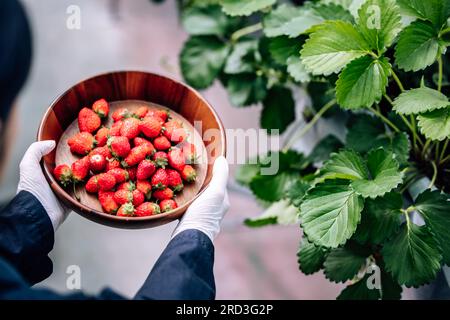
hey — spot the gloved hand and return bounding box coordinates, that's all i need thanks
[172,156,230,242]
[17,140,70,231]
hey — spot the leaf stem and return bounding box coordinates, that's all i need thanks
[422,139,432,158]
[391,70,405,92]
[231,22,263,42]
[438,55,444,92]
[283,99,336,151]
[369,106,400,132]
[439,139,449,164]
[429,161,438,188]
[441,154,450,165]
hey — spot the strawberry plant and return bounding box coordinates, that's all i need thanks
[177,0,450,299]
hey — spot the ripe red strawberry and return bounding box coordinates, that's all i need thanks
[112,108,130,122]
[133,137,155,154]
[168,148,185,171]
[117,203,135,217]
[159,199,178,212]
[98,191,119,214]
[135,202,160,217]
[163,120,186,143]
[85,175,99,193]
[122,145,148,167]
[126,166,137,181]
[132,189,145,206]
[109,120,123,136]
[106,158,121,171]
[181,165,197,183]
[152,151,168,168]
[90,146,112,159]
[53,164,72,186]
[89,154,106,172]
[147,108,168,123]
[154,135,171,150]
[92,99,109,118]
[71,156,90,182]
[151,168,168,189]
[181,142,197,164]
[97,173,116,191]
[108,168,129,183]
[78,107,101,133]
[136,159,156,180]
[140,117,162,138]
[166,169,183,192]
[153,187,173,200]
[95,127,109,147]
[117,181,135,191]
[120,117,141,139]
[114,189,133,205]
[108,136,131,158]
[133,106,148,119]
[68,132,95,155]
[136,180,152,199]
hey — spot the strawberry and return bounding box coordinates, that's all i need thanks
[181,142,197,164]
[109,120,123,136]
[108,136,131,158]
[86,175,99,193]
[163,120,186,143]
[106,158,121,171]
[168,148,185,171]
[133,137,155,154]
[147,108,168,123]
[78,107,101,133]
[136,159,156,180]
[112,108,130,122]
[166,169,183,192]
[95,127,109,147]
[132,189,145,206]
[53,164,72,186]
[135,202,160,217]
[152,151,168,168]
[120,117,141,139]
[114,189,133,205]
[117,181,135,191]
[181,165,197,183]
[151,168,168,189]
[159,199,178,212]
[117,203,135,217]
[97,173,116,191]
[133,106,148,119]
[71,156,90,182]
[89,154,106,172]
[126,166,137,181]
[90,146,112,159]
[153,187,173,201]
[136,180,152,199]
[122,145,148,167]
[108,168,129,183]
[68,132,95,155]
[140,117,162,138]
[98,191,119,214]
[154,135,171,150]
[92,99,109,118]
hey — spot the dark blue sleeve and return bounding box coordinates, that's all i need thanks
[134,229,215,300]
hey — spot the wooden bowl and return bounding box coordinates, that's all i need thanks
[37,71,226,228]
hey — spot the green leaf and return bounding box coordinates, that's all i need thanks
[224,40,259,74]
[181,5,237,36]
[235,162,260,186]
[301,20,370,76]
[346,114,385,153]
[263,4,303,37]
[297,239,329,275]
[417,108,450,141]
[287,56,310,83]
[307,81,338,116]
[336,56,391,109]
[180,36,229,89]
[308,135,344,163]
[300,179,364,248]
[245,199,299,227]
[394,20,440,72]
[260,86,295,133]
[393,87,449,115]
[353,192,402,244]
[385,132,411,166]
[320,150,368,181]
[356,0,403,51]
[225,74,267,107]
[220,0,276,16]
[275,10,324,38]
[337,274,381,300]
[286,180,310,207]
[250,172,297,202]
[397,0,450,29]
[415,190,450,265]
[311,2,354,22]
[351,148,403,199]
[380,266,403,300]
[324,244,369,283]
[382,223,442,287]
[244,216,277,227]
[268,36,303,65]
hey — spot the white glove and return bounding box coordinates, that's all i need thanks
[172,156,230,242]
[17,140,70,231]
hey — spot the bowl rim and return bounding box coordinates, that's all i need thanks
[37,70,226,224]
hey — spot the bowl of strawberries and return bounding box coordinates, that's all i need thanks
[38,71,225,228]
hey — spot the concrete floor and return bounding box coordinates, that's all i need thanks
[0,0,402,299]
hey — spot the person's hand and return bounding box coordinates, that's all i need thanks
[172,156,230,242]
[17,140,70,231]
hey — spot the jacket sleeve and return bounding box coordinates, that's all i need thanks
[134,229,216,300]
[0,191,55,284]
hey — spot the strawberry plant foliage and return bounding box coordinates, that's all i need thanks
[176,0,450,299]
